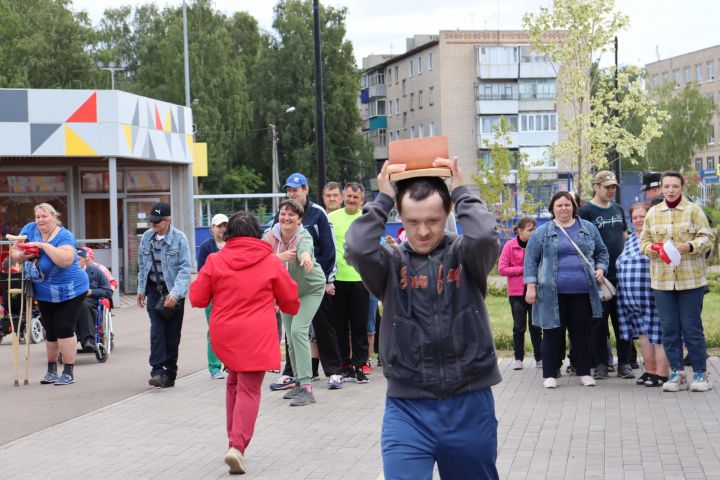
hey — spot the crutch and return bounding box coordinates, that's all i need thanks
[6,234,28,386]
[22,273,32,385]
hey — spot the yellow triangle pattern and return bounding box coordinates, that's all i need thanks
[65,125,96,156]
[123,125,133,152]
[185,135,194,162]
[164,110,172,132]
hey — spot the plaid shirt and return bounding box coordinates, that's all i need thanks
[616,235,662,344]
[639,197,715,291]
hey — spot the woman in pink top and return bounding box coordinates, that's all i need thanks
[499,217,541,370]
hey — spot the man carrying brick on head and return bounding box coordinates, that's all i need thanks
[269,173,346,391]
[345,157,501,479]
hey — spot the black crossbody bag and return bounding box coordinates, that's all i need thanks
[149,248,184,320]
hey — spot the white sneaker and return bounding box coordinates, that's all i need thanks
[543,377,557,389]
[580,375,596,387]
[513,360,523,370]
[224,447,246,474]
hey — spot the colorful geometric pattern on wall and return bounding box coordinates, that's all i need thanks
[0,89,194,164]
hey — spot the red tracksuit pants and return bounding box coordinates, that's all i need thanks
[226,370,265,452]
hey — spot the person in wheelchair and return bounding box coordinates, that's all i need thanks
[76,249,112,352]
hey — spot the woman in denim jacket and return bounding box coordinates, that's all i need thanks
[524,192,609,389]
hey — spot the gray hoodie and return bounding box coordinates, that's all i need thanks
[345,186,501,399]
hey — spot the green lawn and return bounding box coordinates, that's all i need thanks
[485,292,720,355]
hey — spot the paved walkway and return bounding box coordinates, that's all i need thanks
[3,354,720,479]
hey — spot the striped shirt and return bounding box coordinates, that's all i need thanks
[639,197,714,291]
[148,235,166,286]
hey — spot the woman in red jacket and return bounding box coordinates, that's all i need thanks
[499,217,541,370]
[189,212,300,475]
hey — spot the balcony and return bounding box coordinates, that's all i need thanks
[373,145,388,160]
[369,84,386,98]
[478,131,519,149]
[475,99,519,115]
[520,61,558,78]
[477,64,519,80]
[368,116,387,130]
[477,131,558,149]
[519,98,556,111]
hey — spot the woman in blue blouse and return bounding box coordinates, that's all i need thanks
[524,192,609,389]
[10,203,89,385]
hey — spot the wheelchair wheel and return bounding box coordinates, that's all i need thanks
[102,308,114,352]
[95,344,108,363]
[30,316,44,344]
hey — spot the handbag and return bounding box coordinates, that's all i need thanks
[554,221,616,302]
[149,248,184,320]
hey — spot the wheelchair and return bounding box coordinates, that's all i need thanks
[0,270,44,345]
[76,297,114,363]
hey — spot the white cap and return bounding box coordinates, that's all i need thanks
[211,213,229,226]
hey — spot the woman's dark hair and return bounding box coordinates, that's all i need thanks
[513,216,537,234]
[661,171,685,187]
[225,212,261,240]
[279,199,304,219]
[548,191,578,219]
[396,177,451,215]
[628,202,649,219]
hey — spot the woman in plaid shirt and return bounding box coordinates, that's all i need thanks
[640,172,715,393]
[617,203,668,387]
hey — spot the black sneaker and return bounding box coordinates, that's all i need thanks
[341,366,356,383]
[354,366,369,384]
[148,374,164,387]
[159,376,175,388]
[636,372,652,385]
[618,364,635,379]
[593,364,608,379]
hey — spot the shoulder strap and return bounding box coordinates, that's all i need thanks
[554,220,594,270]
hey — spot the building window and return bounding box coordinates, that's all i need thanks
[387,68,392,85]
[428,86,434,105]
[477,46,519,64]
[709,125,716,145]
[418,124,424,137]
[429,121,435,136]
[394,66,399,84]
[389,131,394,142]
[403,112,407,128]
[519,113,557,132]
[652,74,659,88]
[479,115,518,133]
[408,60,414,77]
[696,64,703,82]
[410,126,416,139]
[684,67,691,84]
[662,71,669,84]
[360,73,368,89]
[418,90,423,108]
[395,99,400,116]
[418,56,423,74]
[428,52,433,70]
[696,158,703,171]
[479,82,519,100]
[396,129,400,139]
[708,61,715,81]
[519,46,548,63]
[402,79,407,96]
[519,79,556,100]
[410,92,415,111]
[708,156,716,171]
[672,69,680,88]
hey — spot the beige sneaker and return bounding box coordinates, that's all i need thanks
[225,447,246,474]
[513,360,524,370]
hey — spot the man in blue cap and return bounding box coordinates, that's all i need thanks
[269,173,345,391]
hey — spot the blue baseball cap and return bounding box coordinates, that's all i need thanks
[283,173,308,189]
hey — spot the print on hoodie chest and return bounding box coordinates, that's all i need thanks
[399,263,462,294]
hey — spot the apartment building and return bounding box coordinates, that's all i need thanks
[360,30,567,203]
[646,45,720,178]
[360,54,396,167]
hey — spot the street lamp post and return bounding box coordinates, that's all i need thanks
[270,106,296,213]
[96,61,127,90]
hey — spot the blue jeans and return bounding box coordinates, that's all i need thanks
[653,287,706,373]
[382,388,498,480]
[368,295,379,335]
[146,286,185,380]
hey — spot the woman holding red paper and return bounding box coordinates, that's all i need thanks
[639,171,715,393]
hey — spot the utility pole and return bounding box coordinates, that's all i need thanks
[612,36,622,205]
[312,0,327,202]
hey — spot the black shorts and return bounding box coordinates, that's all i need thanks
[37,293,86,341]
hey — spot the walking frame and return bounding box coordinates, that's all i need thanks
[5,234,32,386]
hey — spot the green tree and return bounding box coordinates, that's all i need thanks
[523,0,666,197]
[473,117,543,239]
[645,82,718,172]
[247,0,373,200]
[0,0,98,88]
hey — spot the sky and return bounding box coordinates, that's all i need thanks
[71,0,719,68]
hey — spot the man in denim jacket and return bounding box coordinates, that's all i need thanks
[136,201,192,388]
[345,158,501,480]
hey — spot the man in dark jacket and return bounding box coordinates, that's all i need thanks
[269,173,345,390]
[345,158,501,479]
[76,249,113,351]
